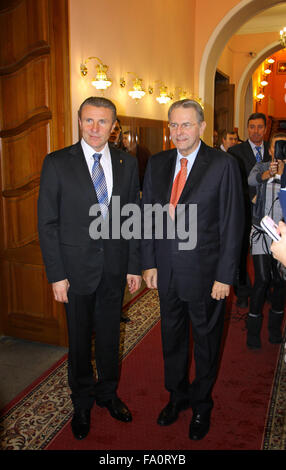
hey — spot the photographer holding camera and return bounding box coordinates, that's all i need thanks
[246,133,286,350]
[271,137,286,267]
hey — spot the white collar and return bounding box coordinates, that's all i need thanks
[81,138,109,161]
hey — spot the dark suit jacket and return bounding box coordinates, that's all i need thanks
[38,141,141,295]
[228,140,270,202]
[141,141,244,300]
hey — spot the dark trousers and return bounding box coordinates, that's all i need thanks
[159,275,225,414]
[250,254,285,315]
[234,219,252,298]
[64,274,123,411]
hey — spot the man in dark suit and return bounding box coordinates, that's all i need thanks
[228,113,271,307]
[38,97,141,440]
[141,99,244,440]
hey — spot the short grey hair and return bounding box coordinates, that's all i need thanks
[168,99,204,123]
[78,96,117,122]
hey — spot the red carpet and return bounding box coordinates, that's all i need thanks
[46,294,284,451]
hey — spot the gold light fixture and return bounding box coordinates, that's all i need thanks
[120,73,146,102]
[195,97,204,109]
[264,67,272,75]
[128,77,146,101]
[260,79,268,87]
[156,86,172,104]
[280,26,286,47]
[267,58,275,64]
[80,57,112,90]
[256,86,265,103]
[176,87,189,100]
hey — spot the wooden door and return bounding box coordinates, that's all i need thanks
[214,80,235,136]
[0,0,71,346]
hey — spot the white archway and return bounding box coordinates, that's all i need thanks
[199,0,285,143]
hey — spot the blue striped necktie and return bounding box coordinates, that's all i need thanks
[255,146,262,162]
[92,153,108,217]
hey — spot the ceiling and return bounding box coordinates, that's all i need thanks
[236,3,286,34]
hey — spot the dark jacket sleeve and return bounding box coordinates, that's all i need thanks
[37,154,66,283]
[126,154,142,275]
[215,156,245,284]
[140,158,157,271]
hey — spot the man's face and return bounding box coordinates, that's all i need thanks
[169,107,206,156]
[247,118,266,146]
[109,120,121,144]
[79,105,115,152]
[223,133,238,151]
[122,133,132,151]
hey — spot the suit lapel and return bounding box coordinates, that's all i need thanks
[69,142,98,205]
[109,144,124,197]
[178,141,210,203]
[159,149,177,203]
[245,141,257,166]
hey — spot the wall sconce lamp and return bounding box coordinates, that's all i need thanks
[263,59,273,76]
[256,88,265,103]
[194,97,204,109]
[156,85,173,104]
[120,73,146,102]
[175,87,189,100]
[260,79,268,87]
[128,77,146,101]
[80,57,112,90]
[280,26,286,48]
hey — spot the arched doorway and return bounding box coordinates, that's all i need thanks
[199,0,285,143]
[236,41,282,138]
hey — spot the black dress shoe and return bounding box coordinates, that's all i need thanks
[120,315,131,323]
[98,396,132,422]
[71,409,90,440]
[157,400,191,426]
[189,411,210,440]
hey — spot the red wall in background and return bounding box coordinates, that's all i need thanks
[257,49,286,118]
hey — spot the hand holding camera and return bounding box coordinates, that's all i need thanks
[274,139,286,161]
[269,161,278,177]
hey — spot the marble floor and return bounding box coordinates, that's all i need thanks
[0,335,67,410]
[0,283,146,410]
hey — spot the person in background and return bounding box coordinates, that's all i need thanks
[109,120,132,324]
[219,130,238,152]
[228,113,271,309]
[109,118,124,149]
[245,133,286,349]
[122,130,151,189]
[213,129,219,149]
[272,221,286,266]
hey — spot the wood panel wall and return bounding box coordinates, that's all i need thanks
[0,0,71,346]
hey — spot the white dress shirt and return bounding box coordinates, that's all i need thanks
[248,139,265,159]
[173,140,201,181]
[81,138,113,202]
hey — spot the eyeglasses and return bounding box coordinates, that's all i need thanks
[168,122,194,130]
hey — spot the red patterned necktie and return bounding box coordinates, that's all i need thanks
[169,157,188,218]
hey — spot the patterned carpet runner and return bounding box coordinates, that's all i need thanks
[0,289,285,450]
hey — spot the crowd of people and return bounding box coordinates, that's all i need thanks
[37,97,285,444]
[216,115,286,350]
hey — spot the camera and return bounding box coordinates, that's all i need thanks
[275,139,286,160]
